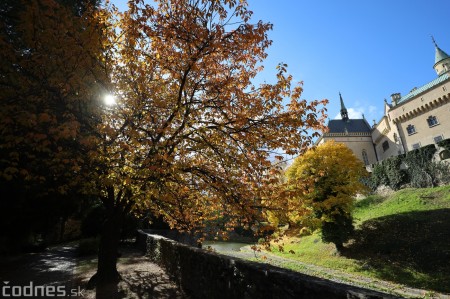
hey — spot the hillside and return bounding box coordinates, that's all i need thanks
[269,185,450,295]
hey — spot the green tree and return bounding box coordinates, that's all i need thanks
[283,141,368,251]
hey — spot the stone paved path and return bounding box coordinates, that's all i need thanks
[0,244,187,299]
[0,245,79,298]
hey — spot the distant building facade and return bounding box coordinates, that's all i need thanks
[317,38,450,168]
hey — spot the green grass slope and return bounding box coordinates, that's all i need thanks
[271,185,450,294]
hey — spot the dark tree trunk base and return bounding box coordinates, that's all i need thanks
[335,242,345,253]
[87,271,122,289]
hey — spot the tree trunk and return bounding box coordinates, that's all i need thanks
[96,212,122,285]
[88,197,124,289]
[335,242,344,253]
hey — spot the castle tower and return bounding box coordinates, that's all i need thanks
[433,37,450,76]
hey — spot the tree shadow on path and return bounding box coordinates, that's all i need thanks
[76,244,188,299]
[343,208,450,293]
[0,243,188,298]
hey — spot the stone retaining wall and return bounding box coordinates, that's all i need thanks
[136,230,401,299]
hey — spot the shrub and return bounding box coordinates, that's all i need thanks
[370,163,388,189]
[437,138,450,152]
[383,155,407,190]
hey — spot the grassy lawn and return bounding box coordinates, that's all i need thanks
[269,185,450,294]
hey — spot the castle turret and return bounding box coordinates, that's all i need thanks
[432,37,450,76]
[390,93,401,106]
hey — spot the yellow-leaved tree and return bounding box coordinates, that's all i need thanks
[267,141,368,251]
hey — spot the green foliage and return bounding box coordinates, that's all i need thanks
[368,144,450,190]
[368,155,407,191]
[382,155,407,190]
[270,185,450,294]
[404,144,439,188]
[437,138,450,152]
[369,163,389,189]
[403,144,436,166]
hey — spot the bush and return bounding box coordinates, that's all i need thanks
[368,144,450,190]
[404,144,438,188]
[437,138,450,152]
[370,163,388,189]
[383,155,407,190]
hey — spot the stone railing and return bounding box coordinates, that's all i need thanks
[136,230,400,299]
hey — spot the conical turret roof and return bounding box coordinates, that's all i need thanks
[433,37,450,65]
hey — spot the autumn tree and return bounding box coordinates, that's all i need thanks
[0,0,327,286]
[0,0,106,249]
[275,141,367,251]
[81,0,328,285]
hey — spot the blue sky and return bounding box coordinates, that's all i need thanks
[110,0,450,124]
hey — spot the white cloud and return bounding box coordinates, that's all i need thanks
[334,105,381,121]
[334,107,364,119]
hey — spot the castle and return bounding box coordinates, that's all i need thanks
[317,38,450,168]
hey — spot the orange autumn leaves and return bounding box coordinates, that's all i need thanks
[91,0,329,232]
[1,0,329,235]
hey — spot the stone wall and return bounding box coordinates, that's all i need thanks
[136,230,400,299]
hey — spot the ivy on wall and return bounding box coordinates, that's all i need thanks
[368,143,450,190]
[437,138,450,152]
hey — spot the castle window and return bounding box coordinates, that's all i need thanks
[434,135,443,143]
[362,150,369,166]
[406,124,416,135]
[412,143,421,150]
[393,133,398,142]
[444,85,447,92]
[427,116,439,127]
[382,141,390,152]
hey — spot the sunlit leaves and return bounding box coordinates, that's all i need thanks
[1,0,328,238]
[266,141,368,235]
[90,0,328,235]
